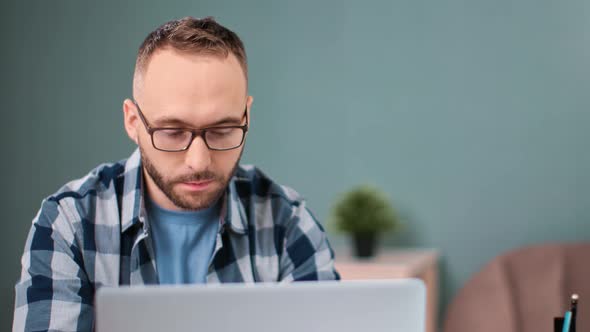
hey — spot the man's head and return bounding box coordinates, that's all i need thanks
[123,17,253,211]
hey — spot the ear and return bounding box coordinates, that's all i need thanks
[123,99,140,145]
[246,95,254,123]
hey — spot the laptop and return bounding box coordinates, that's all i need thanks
[95,278,425,332]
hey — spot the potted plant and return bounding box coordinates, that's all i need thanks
[330,184,401,258]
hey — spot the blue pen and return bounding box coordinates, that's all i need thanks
[562,311,572,332]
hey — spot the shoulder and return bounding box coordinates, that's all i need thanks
[233,164,305,209]
[49,160,126,203]
[41,158,128,224]
[231,165,324,233]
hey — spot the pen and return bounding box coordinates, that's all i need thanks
[570,294,578,332]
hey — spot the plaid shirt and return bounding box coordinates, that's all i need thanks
[13,149,339,332]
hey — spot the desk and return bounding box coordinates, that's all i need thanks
[334,248,439,332]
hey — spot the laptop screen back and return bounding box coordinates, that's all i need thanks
[95,279,425,332]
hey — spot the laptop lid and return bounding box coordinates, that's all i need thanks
[95,279,425,332]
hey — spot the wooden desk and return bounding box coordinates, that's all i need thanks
[334,248,439,332]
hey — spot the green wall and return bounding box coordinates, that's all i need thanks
[2,0,589,329]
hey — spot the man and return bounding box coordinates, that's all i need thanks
[13,17,339,331]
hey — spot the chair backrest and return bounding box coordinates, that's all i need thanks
[443,242,590,332]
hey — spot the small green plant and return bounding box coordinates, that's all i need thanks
[331,184,400,235]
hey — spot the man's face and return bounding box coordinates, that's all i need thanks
[123,48,253,211]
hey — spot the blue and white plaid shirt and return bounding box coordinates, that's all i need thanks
[13,149,339,332]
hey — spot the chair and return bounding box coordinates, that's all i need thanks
[443,242,590,332]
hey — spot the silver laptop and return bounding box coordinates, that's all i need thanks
[95,279,425,332]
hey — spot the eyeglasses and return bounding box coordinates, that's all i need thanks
[133,100,248,152]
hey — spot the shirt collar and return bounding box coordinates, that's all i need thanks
[221,177,249,234]
[120,148,249,235]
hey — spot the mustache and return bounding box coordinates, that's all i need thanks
[173,170,219,183]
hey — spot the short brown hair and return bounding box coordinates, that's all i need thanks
[134,16,248,86]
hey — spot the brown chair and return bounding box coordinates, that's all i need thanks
[443,242,590,332]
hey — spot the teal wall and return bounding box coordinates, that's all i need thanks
[2,0,589,329]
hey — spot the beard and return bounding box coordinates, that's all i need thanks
[139,145,242,210]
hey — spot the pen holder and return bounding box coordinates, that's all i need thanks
[554,317,575,332]
[554,317,563,332]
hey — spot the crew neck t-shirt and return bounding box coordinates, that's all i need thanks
[146,198,220,284]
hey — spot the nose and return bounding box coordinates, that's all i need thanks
[184,135,212,172]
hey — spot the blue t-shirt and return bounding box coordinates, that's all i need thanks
[146,198,220,284]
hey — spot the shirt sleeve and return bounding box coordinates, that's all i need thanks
[278,200,340,282]
[13,199,94,332]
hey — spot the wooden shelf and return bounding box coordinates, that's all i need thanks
[335,248,439,332]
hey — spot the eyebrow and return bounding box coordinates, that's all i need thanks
[152,114,244,128]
